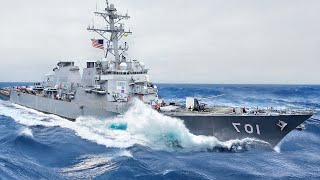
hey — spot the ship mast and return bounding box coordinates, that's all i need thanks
[88,0,132,65]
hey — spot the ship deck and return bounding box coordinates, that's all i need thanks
[161,106,314,117]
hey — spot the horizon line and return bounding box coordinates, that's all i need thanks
[1,81,319,86]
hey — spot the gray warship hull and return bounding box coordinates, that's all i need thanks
[0,89,10,101]
[2,89,312,148]
[170,113,312,147]
[9,89,120,120]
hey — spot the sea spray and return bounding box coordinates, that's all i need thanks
[112,100,264,151]
[108,122,128,130]
[19,127,34,138]
[60,155,118,179]
[0,100,264,151]
[0,100,144,149]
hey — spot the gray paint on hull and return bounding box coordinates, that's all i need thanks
[172,114,312,147]
[0,93,9,101]
[9,90,118,120]
[8,90,312,148]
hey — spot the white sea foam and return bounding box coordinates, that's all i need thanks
[0,100,264,151]
[274,145,281,153]
[60,155,118,179]
[19,127,34,138]
[116,150,133,158]
[111,100,266,151]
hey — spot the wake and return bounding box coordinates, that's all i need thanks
[0,100,265,152]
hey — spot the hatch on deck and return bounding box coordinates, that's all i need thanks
[57,62,74,68]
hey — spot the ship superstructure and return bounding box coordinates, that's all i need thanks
[17,1,159,114]
[4,1,161,118]
[84,0,161,105]
[88,1,160,104]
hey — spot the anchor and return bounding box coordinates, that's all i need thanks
[277,120,288,131]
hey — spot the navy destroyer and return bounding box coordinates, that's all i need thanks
[0,1,313,148]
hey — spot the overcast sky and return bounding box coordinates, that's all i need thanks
[0,0,319,84]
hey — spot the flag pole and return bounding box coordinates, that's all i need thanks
[104,40,108,58]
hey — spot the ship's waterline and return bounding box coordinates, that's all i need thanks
[2,89,312,148]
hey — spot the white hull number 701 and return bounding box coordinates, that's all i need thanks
[232,123,261,135]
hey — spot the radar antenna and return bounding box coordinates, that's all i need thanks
[88,0,132,64]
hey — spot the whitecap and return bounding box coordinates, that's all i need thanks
[59,155,118,179]
[0,99,266,152]
[274,145,281,153]
[19,127,34,138]
[116,150,133,158]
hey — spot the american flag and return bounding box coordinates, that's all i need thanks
[91,39,104,49]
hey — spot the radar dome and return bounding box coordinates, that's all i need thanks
[139,62,145,69]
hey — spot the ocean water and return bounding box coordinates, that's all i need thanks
[0,83,319,180]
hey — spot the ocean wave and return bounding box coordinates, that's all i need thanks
[0,156,62,180]
[59,154,118,179]
[19,127,34,138]
[0,100,266,152]
[110,100,267,151]
[1,84,320,179]
[157,84,320,110]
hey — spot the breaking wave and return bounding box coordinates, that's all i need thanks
[0,100,266,152]
[59,154,118,179]
[19,127,34,138]
[107,100,267,151]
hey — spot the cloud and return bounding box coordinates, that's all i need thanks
[0,0,319,84]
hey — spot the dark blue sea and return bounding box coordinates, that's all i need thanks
[0,83,319,180]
